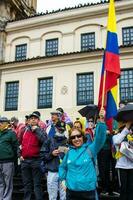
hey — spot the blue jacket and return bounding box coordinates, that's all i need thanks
[59,122,106,191]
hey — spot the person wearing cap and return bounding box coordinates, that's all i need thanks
[46,109,62,138]
[0,117,19,200]
[56,108,73,137]
[25,112,46,131]
[40,121,68,200]
[56,107,72,125]
[20,111,47,200]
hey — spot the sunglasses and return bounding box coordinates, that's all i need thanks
[74,126,81,129]
[70,134,82,140]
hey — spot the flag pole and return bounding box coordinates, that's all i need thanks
[99,70,106,119]
[101,67,106,110]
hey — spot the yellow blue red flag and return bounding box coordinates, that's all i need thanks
[98,0,121,131]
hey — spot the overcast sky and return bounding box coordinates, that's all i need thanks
[37,0,101,12]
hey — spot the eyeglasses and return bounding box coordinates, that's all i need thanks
[70,134,82,140]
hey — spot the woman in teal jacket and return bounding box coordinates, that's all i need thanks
[59,118,106,200]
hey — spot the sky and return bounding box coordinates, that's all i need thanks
[37,0,101,13]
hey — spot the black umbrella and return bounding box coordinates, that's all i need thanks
[115,104,133,122]
[78,104,98,120]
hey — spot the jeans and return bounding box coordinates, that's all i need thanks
[21,159,43,200]
[0,162,14,200]
[47,171,66,200]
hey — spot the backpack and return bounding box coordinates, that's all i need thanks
[86,147,99,177]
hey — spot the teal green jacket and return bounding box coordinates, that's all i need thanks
[0,128,19,162]
[59,122,106,191]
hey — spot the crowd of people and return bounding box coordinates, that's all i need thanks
[0,102,133,200]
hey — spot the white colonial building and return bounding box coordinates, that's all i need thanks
[0,0,133,121]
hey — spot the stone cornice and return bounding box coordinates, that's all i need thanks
[0,45,133,71]
[0,49,104,71]
[6,0,133,33]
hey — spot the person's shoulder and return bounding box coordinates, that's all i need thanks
[7,129,17,137]
[18,123,25,127]
[7,128,15,133]
[67,145,77,152]
[16,123,25,130]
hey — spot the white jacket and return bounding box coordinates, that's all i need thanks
[113,127,133,169]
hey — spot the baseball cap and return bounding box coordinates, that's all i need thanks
[0,117,10,123]
[56,107,64,114]
[29,111,40,119]
[50,109,62,115]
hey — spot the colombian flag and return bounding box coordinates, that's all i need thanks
[98,0,121,131]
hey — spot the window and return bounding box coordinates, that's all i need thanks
[120,69,133,102]
[77,73,94,105]
[45,38,58,56]
[81,33,95,51]
[38,77,53,108]
[15,44,27,61]
[5,81,19,111]
[122,27,133,45]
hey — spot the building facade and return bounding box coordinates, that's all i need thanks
[0,0,133,121]
[0,0,37,63]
